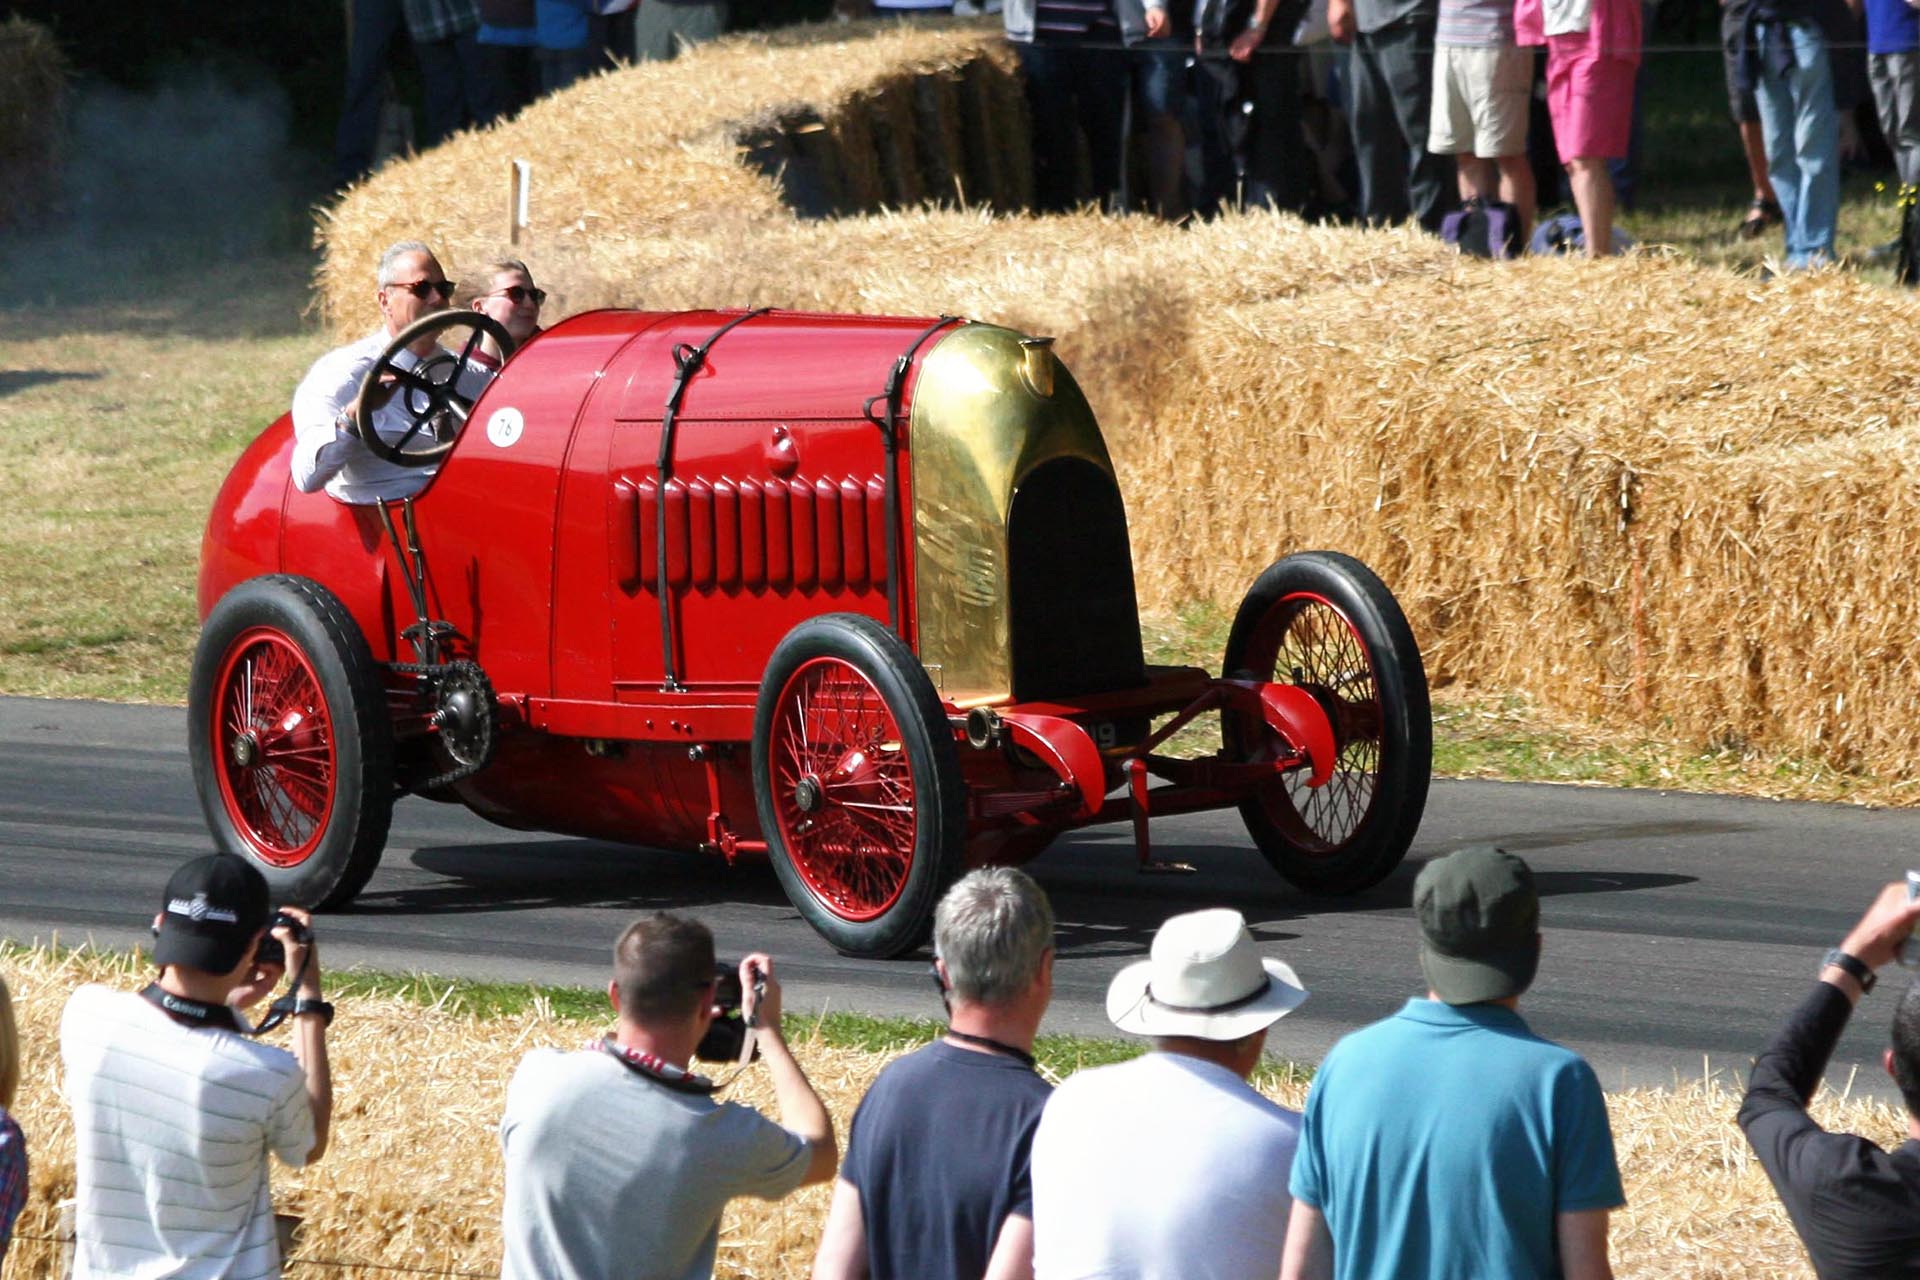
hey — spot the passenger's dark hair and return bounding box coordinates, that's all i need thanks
[614,913,716,1025]
[1892,980,1920,1119]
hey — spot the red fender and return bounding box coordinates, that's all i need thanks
[996,712,1108,818]
[1260,684,1337,789]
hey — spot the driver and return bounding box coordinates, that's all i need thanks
[290,240,495,503]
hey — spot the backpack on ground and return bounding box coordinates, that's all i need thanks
[1528,210,1635,256]
[1441,197,1521,259]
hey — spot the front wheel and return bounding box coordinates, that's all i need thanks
[752,614,965,958]
[1222,552,1430,895]
[188,575,395,908]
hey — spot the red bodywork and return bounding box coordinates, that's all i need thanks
[200,309,1337,911]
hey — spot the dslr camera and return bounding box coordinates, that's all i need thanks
[255,911,313,968]
[695,961,764,1063]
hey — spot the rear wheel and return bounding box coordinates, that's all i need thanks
[1222,552,1430,894]
[189,575,394,908]
[753,614,964,958]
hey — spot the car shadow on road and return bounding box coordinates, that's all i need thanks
[350,841,795,915]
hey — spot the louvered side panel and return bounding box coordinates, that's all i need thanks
[789,478,817,591]
[866,478,888,591]
[739,478,766,587]
[687,478,714,589]
[815,477,842,591]
[613,476,643,590]
[840,477,868,590]
[766,479,792,587]
[712,478,740,589]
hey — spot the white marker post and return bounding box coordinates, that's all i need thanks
[509,159,531,246]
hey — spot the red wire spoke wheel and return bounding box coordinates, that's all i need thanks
[211,628,337,867]
[754,614,963,958]
[1223,552,1430,895]
[190,576,395,909]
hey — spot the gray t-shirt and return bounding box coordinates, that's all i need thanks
[500,1047,812,1280]
[1353,0,1437,36]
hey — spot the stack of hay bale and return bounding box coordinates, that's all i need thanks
[316,18,1920,785]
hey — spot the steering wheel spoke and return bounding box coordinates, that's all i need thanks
[347,310,516,469]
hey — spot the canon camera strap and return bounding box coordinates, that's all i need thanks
[140,983,245,1033]
[599,1036,720,1095]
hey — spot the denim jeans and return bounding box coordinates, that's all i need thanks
[1753,20,1840,268]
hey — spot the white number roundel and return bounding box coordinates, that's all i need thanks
[486,407,525,449]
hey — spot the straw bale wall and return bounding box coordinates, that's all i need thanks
[315,18,1920,783]
[0,17,66,230]
[0,946,1884,1278]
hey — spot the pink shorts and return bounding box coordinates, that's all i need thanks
[1544,35,1637,163]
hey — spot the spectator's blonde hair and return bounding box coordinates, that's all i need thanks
[0,976,19,1110]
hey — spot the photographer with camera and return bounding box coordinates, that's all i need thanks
[500,912,836,1280]
[60,853,334,1279]
[1739,880,1920,1278]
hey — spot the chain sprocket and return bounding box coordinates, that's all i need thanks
[388,659,496,793]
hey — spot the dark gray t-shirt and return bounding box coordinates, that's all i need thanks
[500,1047,811,1280]
[840,1041,1053,1280]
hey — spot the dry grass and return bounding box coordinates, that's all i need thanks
[0,945,1896,1279]
[0,17,65,230]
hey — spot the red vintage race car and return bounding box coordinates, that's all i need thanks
[192,307,1431,957]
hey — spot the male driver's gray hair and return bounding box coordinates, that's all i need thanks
[377,240,437,285]
[933,867,1054,1006]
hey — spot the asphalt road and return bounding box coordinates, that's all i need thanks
[5,694,1918,1095]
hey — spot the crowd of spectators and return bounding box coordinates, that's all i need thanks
[333,0,731,188]
[331,0,1920,266]
[10,841,1919,1278]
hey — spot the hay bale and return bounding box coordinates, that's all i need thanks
[0,17,67,231]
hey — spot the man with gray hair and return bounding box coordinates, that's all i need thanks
[812,867,1056,1280]
[291,240,494,503]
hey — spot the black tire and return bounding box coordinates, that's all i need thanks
[752,613,965,958]
[1222,552,1430,895]
[188,575,394,909]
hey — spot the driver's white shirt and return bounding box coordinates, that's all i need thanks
[290,330,493,504]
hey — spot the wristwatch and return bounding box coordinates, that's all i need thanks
[290,998,336,1027]
[1821,948,1877,993]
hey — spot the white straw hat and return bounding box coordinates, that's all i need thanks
[1106,908,1308,1041]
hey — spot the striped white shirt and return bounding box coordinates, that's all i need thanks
[60,985,315,1280]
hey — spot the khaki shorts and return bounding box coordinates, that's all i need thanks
[1429,44,1533,159]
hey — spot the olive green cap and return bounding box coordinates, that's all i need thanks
[1414,845,1541,1005]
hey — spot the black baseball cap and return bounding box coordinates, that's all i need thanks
[1415,845,1541,1005]
[153,854,271,975]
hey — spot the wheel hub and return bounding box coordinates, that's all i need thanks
[230,732,260,769]
[793,775,824,813]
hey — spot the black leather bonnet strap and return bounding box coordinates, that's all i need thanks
[863,315,960,636]
[656,307,772,690]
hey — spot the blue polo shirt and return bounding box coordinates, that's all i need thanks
[1290,999,1624,1280]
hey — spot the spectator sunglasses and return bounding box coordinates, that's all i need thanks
[388,278,456,300]
[482,284,547,306]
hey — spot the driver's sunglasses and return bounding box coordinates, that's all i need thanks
[485,285,547,306]
[389,278,456,300]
